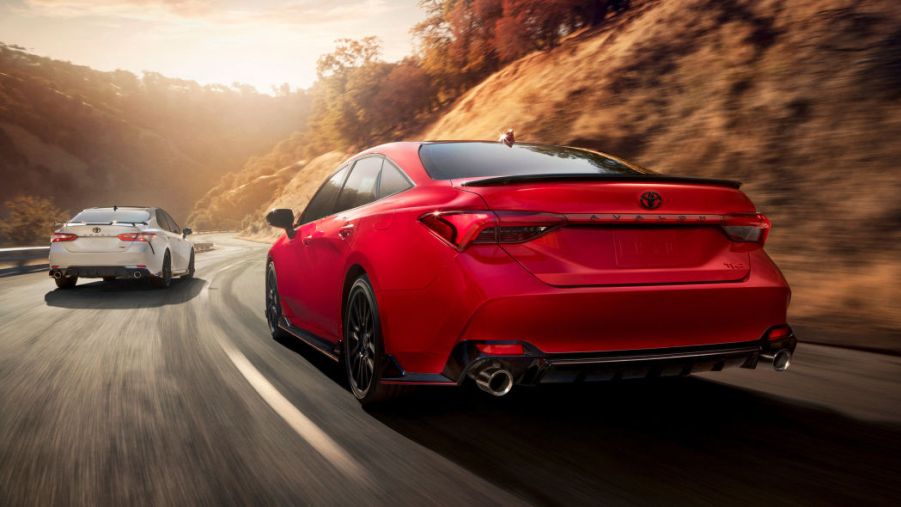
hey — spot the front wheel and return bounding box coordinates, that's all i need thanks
[181,249,195,279]
[344,275,405,406]
[265,263,289,340]
[150,252,172,288]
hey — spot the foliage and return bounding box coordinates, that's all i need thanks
[413,0,631,101]
[0,195,68,245]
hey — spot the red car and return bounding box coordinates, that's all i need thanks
[265,141,795,405]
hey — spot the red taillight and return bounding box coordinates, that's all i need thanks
[475,343,525,355]
[766,326,791,341]
[420,211,565,250]
[117,232,156,242]
[51,233,77,242]
[721,213,771,245]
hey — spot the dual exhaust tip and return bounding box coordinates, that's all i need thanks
[761,349,792,372]
[473,364,515,397]
[53,271,143,279]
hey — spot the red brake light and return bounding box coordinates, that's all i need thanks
[51,233,78,242]
[420,211,565,250]
[117,232,157,242]
[721,213,771,245]
[766,326,791,341]
[475,343,525,355]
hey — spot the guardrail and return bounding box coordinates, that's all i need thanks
[0,246,50,276]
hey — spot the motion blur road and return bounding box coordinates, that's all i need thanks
[1,234,899,505]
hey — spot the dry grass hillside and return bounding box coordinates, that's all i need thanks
[239,151,349,242]
[424,0,901,349]
[0,43,308,226]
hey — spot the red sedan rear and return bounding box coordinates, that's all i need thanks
[265,141,795,405]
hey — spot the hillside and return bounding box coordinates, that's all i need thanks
[0,43,309,227]
[196,0,900,349]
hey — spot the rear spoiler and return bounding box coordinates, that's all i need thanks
[459,173,742,189]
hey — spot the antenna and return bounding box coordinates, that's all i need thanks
[113,205,118,211]
[498,128,515,147]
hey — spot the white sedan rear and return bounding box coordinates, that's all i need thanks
[49,206,195,289]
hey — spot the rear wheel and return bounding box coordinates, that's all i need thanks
[265,263,289,340]
[55,275,77,289]
[181,249,195,279]
[150,252,172,288]
[344,275,405,406]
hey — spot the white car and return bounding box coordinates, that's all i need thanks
[49,206,195,289]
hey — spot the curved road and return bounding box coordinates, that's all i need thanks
[1,234,899,505]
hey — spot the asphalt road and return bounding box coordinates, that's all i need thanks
[1,234,899,506]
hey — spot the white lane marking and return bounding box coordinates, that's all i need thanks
[202,257,365,481]
[220,341,365,480]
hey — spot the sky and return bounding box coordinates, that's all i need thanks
[0,0,425,92]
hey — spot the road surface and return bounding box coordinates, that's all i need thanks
[1,234,899,505]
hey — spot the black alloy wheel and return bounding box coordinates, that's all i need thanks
[150,252,172,288]
[182,249,195,279]
[343,275,405,406]
[266,263,288,339]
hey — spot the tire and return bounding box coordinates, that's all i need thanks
[181,249,195,279]
[150,252,172,288]
[343,275,405,406]
[102,276,116,282]
[55,275,77,289]
[265,263,290,340]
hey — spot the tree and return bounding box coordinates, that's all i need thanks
[0,196,68,246]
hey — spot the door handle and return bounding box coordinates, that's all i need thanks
[338,224,355,239]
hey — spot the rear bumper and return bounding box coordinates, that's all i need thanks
[50,266,151,279]
[379,248,791,374]
[381,330,797,386]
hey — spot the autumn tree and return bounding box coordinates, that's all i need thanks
[0,196,68,246]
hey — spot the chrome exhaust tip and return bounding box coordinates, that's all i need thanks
[132,271,142,279]
[53,271,63,280]
[474,365,514,397]
[761,349,792,372]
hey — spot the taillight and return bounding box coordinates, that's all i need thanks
[721,213,771,245]
[420,211,565,250]
[475,343,525,355]
[51,233,77,242]
[766,325,791,341]
[117,232,157,242]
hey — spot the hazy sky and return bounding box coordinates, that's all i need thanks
[0,0,425,92]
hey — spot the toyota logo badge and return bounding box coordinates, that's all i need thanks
[640,191,662,210]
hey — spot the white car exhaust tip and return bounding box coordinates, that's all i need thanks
[132,271,143,279]
[53,271,63,280]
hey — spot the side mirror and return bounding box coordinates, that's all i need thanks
[266,208,295,238]
[182,227,192,238]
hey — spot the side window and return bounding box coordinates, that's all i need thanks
[167,212,181,233]
[378,159,413,198]
[334,156,382,213]
[300,165,350,225]
[155,210,172,232]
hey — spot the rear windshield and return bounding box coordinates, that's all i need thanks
[70,209,150,224]
[419,142,652,180]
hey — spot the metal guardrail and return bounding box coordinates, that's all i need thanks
[0,247,51,276]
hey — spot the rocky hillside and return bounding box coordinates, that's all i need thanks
[424,0,901,348]
[0,43,309,224]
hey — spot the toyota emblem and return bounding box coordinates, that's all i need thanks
[640,191,662,210]
[92,227,102,233]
